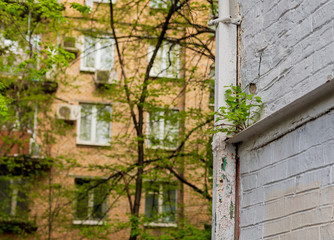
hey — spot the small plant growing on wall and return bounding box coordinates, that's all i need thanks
[214,85,263,135]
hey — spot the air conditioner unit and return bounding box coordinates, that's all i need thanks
[56,104,80,121]
[62,37,79,56]
[94,69,118,86]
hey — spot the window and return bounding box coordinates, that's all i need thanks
[0,104,34,131]
[77,104,111,146]
[85,0,116,8]
[148,43,180,78]
[74,178,109,225]
[147,109,179,149]
[150,0,167,9]
[0,176,29,220]
[145,182,177,225]
[209,65,215,107]
[28,35,41,52]
[0,35,18,53]
[0,104,35,155]
[80,36,115,72]
[0,24,40,73]
[0,24,19,53]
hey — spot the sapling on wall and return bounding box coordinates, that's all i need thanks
[214,85,263,135]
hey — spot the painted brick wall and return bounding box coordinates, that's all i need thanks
[237,0,334,239]
[240,0,334,117]
[238,108,334,239]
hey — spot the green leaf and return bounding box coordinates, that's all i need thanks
[246,94,253,100]
[70,2,91,14]
[213,85,263,135]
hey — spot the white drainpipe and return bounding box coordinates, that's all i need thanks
[211,0,240,239]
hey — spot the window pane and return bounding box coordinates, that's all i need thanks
[79,105,93,142]
[75,179,108,221]
[145,192,159,219]
[148,111,163,147]
[98,39,114,70]
[0,177,12,217]
[150,0,167,9]
[95,105,111,145]
[149,45,163,77]
[15,179,29,219]
[165,44,180,78]
[164,110,179,148]
[92,183,108,220]
[162,185,176,223]
[209,66,215,106]
[75,179,89,220]
[82,36,96,69]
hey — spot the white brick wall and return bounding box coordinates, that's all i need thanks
[237,1,334,239]
[240,0,334,117]
[239,111,334,239]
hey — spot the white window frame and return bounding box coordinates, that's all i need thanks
[0,24,19,53]
[1,104,35,132]
[0,35,19,53]
[9,180,19,216]
[0,177,28,218]
[1,22,40,53]
[0,30,41,71]
[148,43,180,78]
[80,35,115,72]
[150,0,167,9]
[73,178,109,225]
[85,0,116,8]
[76,103,112,146]
[145,182,177,227]
[146,109,179,150]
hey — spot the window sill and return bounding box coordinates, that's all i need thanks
[72,220,105,226]
[76,141,110,147]
[80,68,95,73]
[146,145,177,151]
[149,7,168,10]
[144,222,177,228]
[149,75,181,80]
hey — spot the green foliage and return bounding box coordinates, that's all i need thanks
[0,0,217,238]
[70,2,91,14]
[214,85,263,135]
[0,82,9,120]
[141,223,211,240]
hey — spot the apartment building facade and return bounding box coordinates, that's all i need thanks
[0,0,215,239]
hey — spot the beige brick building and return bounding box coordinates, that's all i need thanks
[212,0,334,239]
[0,0,214,239]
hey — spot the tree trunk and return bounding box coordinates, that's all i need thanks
[129,107,144,240]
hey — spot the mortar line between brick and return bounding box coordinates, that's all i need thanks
[251,14,334,85]
[292,220,334,232]
[241,137,334,177]
[251,105,334,151]
[261,44,332,92]
[240,206,320,229]
[241,184,334,213]
[261,0,331,35]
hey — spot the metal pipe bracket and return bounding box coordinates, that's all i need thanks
[208,15,242,26]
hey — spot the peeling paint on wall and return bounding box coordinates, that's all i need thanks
[229,202,234,219]
[212,134,236,239]
[222,157,227,171]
